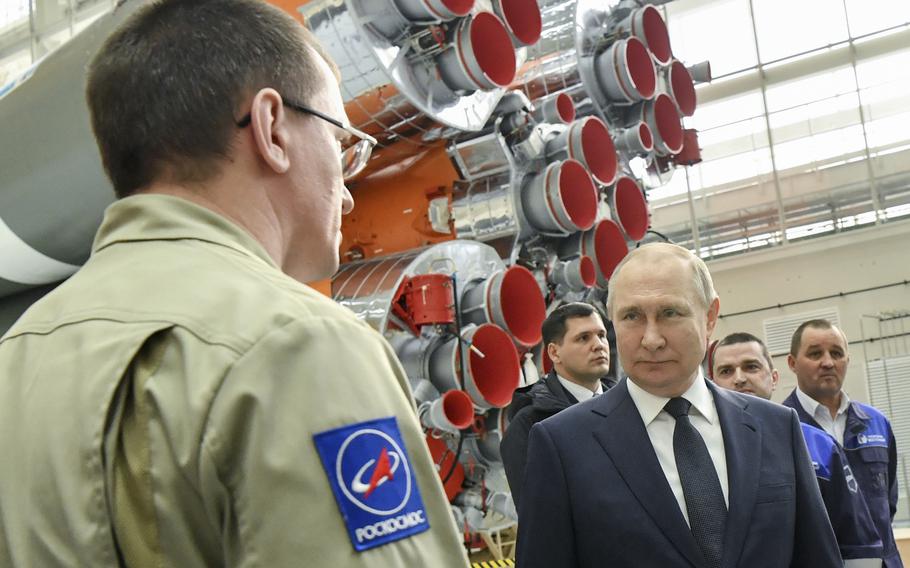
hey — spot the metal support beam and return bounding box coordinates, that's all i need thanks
[746,0,788,245]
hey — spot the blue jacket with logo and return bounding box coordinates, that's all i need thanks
[800,422,883,561]
[785,390,902,568]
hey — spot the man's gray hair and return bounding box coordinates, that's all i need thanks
[606,243,717,320]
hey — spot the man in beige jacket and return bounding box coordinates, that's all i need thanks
[0,1,468,566]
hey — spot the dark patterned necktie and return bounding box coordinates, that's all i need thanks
[664,397,727,568]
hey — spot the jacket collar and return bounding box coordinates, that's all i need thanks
[92,194,277,269]
[506,371,576,420]
[543,371,579,406]
[783,389,870,435]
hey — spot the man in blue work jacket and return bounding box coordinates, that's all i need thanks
[783,319,902,568]
[712,332,884,566]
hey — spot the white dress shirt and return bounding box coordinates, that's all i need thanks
[556,374,603,401]
[626,372,729,526]
[795,387,850,444]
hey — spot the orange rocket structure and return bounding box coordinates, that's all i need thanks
[0,0,708,545]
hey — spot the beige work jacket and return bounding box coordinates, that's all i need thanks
[0,194,468,567]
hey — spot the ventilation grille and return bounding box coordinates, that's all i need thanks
[867,355,910,525]
[762,308,840,355]
[868,355,910,446]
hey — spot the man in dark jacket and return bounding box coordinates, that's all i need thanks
[783,319,903,568]
[500,302,615,509]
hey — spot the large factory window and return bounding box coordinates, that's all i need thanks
[654,0,910,260]
[752,0,849,63]
[0,0,114,87]
[666,0,757,76]
[844,0,910,37]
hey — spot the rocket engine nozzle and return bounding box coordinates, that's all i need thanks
[547,116,618,186]
[644,93,684,155]
[522,159,599,235]
[493,0,543,47]
[617,4,673,66]
[394,0,474,21]
[612,176,650,242]
[420,389,475,433]
[668,59,697,117]
[615,122,654,157]
[428,323,521,409]
[534,92,576,125]
[437,12,517,92]
[549,255,597,292]
[460,265,546,348]
[560,219,629,288]
[595,36,657,104]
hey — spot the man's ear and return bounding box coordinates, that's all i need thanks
[705,297,720,336]
[787,354,797,374]
[249,88,291,174]
[547,342,560,364]
[771,368,780,391]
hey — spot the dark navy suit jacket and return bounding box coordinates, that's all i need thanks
[516,378,842,568]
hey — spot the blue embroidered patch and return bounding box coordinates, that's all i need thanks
[314,417,430,552]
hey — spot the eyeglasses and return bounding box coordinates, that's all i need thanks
[237,98,377,181]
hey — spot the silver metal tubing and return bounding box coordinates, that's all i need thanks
[301,1,512,148]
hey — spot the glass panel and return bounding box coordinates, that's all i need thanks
[700,116,769,160]
[772,124,866,170]
[665,0,758,77]
[844,0,910,37]
[688,91,764,131]
[765,66,856,112]
[0,0,28,31]
[865,111,910,150]
[696,201,784,259]
[768,93,862,142]
[855,49,910,89]
[860,79,910,111]
[752,0,849,63]
[693,148,774,188]
[648,171,692,202]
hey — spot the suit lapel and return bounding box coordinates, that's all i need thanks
[591,380,704,568]
[710,384,762,568]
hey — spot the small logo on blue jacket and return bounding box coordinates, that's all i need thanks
[314,417,430,551]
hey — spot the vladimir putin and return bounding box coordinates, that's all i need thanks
[515,243,840,568]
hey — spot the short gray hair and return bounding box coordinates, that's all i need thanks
[606,243,717,320]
